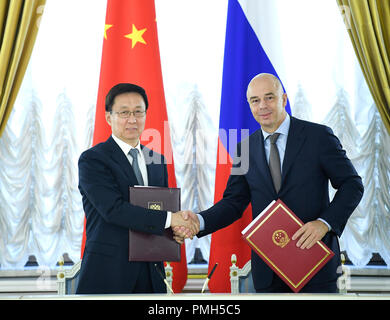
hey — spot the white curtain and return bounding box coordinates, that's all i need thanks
[0,0,106,268]
[0,0,388,269]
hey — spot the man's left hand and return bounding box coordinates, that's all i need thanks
[292,220,328,249]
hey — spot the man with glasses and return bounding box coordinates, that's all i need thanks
[76,83,199,294]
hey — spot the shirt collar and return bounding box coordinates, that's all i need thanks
[111,134,142,156]
[262,114,291,141]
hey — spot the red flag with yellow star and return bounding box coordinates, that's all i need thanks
[80,0,187,293]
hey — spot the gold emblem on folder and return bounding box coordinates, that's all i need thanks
[148,202,163,211]
[272,230,290,248]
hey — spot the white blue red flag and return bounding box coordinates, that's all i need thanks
[208,0,292,292]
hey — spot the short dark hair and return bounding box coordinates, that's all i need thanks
[105,83,149,112]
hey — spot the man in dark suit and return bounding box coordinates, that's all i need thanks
[180,73,363,293]
[76,83,198,294]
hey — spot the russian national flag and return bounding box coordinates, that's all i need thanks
[208,0,291,293]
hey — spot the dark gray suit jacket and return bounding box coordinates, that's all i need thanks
[198,117,363,290]
[76,136,168,294]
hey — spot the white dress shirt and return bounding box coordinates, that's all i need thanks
[112,134,171,228]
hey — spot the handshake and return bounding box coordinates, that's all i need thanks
[170,211,200,244]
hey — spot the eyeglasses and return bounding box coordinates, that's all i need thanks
[112,110,146,118]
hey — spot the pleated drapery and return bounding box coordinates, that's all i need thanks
[337,0,390,134]
[0,0,46,137]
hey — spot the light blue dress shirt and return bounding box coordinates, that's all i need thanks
[262,113,290,172]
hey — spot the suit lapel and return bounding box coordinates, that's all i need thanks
[141,144,158,186]
[251,117,307,194]
[281,117,306,182]
[107,138,161,186]
[106,137,139,184]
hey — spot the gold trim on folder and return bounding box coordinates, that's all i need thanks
[245,203,332,289]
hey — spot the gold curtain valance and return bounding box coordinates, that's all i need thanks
[0,0,46,137]
[337,0,390,134]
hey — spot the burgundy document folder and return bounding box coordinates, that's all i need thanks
[242,199,334,292]
[129,186,181,262]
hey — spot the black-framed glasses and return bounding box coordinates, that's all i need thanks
[112,110,146,118]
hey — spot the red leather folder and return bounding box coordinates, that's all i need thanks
[128,186,181,262]
[241,199,334,292]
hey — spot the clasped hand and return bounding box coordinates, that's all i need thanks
[170,211,199,244]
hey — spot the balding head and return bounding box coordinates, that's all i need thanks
[247,73,284,98]
[246,73,288,133]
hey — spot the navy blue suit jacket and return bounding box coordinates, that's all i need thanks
[76,136,168,294]
[199,117,363,290]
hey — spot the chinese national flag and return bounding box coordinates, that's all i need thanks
[80,0,187,293]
